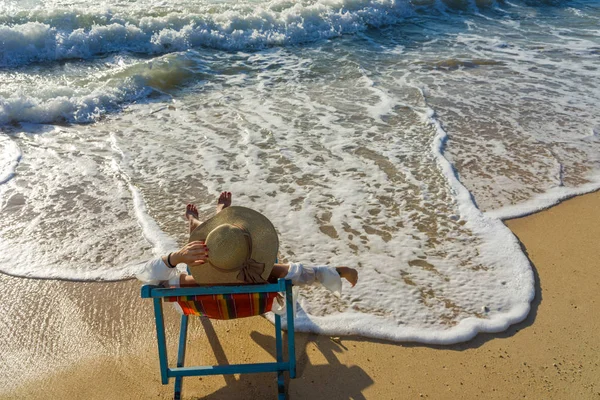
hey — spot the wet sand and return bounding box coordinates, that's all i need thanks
[1,190,599,399]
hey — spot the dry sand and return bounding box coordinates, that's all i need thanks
[1,190,599,399]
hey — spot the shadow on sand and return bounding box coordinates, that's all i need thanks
[187,318,373,400]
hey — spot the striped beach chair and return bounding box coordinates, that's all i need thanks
[141,278,296,400]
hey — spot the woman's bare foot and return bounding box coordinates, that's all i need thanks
[185,204,201,234]
[336,266,358,287]
[216,191,232,214]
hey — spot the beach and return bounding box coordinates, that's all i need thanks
[2,190,598,399]
[1,1,600,398]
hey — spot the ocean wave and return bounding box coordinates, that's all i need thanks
[0,0,414,68]
[1,0,589,69]
[0,52,207,125]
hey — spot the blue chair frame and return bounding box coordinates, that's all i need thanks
[141,278,296,400]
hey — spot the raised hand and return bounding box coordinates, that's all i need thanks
[171,241,209,267]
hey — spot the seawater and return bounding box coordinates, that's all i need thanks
[1,0,599,344]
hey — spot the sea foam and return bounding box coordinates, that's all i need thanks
[0,136,21,185]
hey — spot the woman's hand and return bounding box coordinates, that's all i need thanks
[170,241,209,267]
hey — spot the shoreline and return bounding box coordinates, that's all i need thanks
[2,190,600,399]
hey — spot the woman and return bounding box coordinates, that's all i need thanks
[139,192,358,293]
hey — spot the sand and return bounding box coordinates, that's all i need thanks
[1,190,599,399]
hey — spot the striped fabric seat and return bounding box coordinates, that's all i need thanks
[163,292,278,319]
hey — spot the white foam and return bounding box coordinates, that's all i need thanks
[277,299,531,344]
[487,178,600,221]
[0,136,22,185]
[0,126,170,281]
[108,132,178,257]
[356,71,399,121]
[418,100,534,342]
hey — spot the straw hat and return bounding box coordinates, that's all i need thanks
[188,206,278,284]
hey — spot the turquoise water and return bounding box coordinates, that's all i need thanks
[1,0,599,343]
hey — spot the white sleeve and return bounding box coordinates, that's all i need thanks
[135,257,183,285]
[313,265,342,297]
[284,262,316,286]
[284,263,342,296]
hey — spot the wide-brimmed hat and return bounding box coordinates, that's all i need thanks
[188,206,278,284]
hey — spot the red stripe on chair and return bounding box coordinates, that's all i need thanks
[167,292,278,319]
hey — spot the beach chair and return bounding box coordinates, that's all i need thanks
[141,278,296,400]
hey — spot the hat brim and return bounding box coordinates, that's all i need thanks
[188,206,278,284]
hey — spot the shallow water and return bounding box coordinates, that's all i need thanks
[1,0,599,343]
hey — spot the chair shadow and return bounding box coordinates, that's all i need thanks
[192,321,374,400]
[199,318,237,387]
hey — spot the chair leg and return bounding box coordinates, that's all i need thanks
[275,314,283,363]
[174,315,189,400]
[277,371,286,400]
[153,298,169,385]
[285,280,296,379]
[275,314,286,398]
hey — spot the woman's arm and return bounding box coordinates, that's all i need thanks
[165,259,358,288]
[270,263,358,287]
